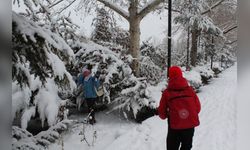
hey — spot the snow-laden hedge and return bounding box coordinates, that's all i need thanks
[183,64,226,90]
[74,41,156,120]
[193,65,214,84]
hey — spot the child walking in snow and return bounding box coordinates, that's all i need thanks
[78,65,100,124]
[158,66,201,150]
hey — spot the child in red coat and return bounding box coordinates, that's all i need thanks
[158,66,201,150]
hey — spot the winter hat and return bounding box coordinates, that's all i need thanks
[82,68,91,77]
[168,66,183,79]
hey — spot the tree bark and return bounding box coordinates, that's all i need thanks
[129,1,141,77]
[186,27,190,70]
[96,0,164,77]
[190,21,200,67]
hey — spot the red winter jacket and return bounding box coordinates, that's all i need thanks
[158,66,201,129]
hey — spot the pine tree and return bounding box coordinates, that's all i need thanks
[12,12,76,129]
[91,7,113,44]
[174,0,223,67]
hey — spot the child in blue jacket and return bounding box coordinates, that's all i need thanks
[78,67,100,124]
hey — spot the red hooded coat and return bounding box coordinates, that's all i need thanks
[158,66,201,129]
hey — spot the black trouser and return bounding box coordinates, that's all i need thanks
[85,98,97,120]
[167,127,194,150]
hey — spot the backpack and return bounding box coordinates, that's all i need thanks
[95,86,104,97]
[90,77,104,97]
[167,91,200,129]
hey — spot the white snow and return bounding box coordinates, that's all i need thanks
[12,11,75,59]
[183,69,203,89]
[35,80,60,127]
[21,106,36,129]
[49,65,237,150]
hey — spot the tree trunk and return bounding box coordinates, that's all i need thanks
[97,0,164,77]
[211,55,214,69]
[190,21,200,67]
[186,27,190,71]
[129,19,140,76]
[129,1,141,77]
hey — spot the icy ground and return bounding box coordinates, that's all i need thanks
[49,65,237,150]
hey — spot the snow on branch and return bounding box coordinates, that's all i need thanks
[48,0,64,8]
[12,11,74,58]
[97,0,129,20]
[138,0,164,19]
[57,0,77,14]
[12,120,74,149]
[201,0,225,15]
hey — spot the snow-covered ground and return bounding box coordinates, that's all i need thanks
[50,65,237,150]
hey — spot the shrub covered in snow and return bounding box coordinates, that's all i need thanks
[74,41,156,121]
[12,12,76,129]
[183,69,203,90]
[12,120,73,149]
[193,65,214,84]
[140,41,167,85]
[212,62,224,75]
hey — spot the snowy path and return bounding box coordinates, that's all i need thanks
[193,64,237,150]
[49,65,237,150]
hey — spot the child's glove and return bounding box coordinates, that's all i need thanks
[95,71,101,78]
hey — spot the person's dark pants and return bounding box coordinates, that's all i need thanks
[167,127,194,150]
[85,98,97,121]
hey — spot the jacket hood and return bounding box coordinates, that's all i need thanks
[167,77,189,90]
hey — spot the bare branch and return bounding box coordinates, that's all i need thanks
[97,0,129,20]
[138,0,165,19]
[58,0,77,14]
[223,25,237,34]
[201,0,225,15]
[225,40,237,45]
[164,6,182,14]
[48,0,64,9]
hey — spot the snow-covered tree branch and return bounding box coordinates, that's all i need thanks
[97,0,129,20]
[201,0,225,15]
[138,0,165,19]
[223,25,237,34]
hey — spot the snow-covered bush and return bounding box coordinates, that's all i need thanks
[12,12,76,129]
[212,62,224,75]
[12,120,73,149]
[139,56,162,85]
[140,40,166,84]
[74,41,156,121]
[183,69,202,90]
[193,65,214,84]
